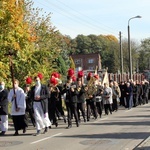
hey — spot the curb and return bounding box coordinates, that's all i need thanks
[134,136,150,150]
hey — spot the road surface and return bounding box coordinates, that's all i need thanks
[1,103,150,150]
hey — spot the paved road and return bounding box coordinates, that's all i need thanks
[1,103,150,150]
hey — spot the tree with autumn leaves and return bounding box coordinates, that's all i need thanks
[0,0,31,85]
[0,0,65,87]
[1,0,148,88]
[68,34,120,73]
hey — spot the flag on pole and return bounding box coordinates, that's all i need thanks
[102,70,109,86]
[94,66,98,75]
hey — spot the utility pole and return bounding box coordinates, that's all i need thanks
[119,31,123,80]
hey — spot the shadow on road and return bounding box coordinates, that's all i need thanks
[115,115,150,118]
[83,120,150,126]
[58,132,149,140]
[133,146,150,150]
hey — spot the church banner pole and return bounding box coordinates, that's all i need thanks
[8,51,18,110]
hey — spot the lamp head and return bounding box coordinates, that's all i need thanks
[128,15,142,25]
[135,15,142,18]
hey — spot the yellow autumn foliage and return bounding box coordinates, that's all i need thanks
[1,0,36,51]
[0,0,62,87]
[70,56,75,70]
[104,35,118,42]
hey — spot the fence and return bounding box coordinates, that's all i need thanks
[107,73,145,83]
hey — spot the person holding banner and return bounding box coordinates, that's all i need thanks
[8,79,27,136]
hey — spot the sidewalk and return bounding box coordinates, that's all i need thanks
[134,136,150,150]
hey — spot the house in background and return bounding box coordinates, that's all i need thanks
[71,53,102,72]
[71,53,110,84]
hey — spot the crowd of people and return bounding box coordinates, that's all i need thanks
[0,70,150,136]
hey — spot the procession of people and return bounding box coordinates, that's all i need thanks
[0,69,150,136]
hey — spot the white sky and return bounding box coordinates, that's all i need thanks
[32,0,150,41]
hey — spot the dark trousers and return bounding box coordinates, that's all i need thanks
[104,104,112,115]
[142,93,148,104]
[12,115,28,131]
[66,102,78,125]
[133,94,138,107]
[96,101,102,117]
[77,102,86,120]
[86,100,97,120]
[146,93,149,103]
[120,96,125,106]
[138,95,143,105]
[26,109,35,127]
[112,99,118,111]
[56,100,65,117]
[126,95,132,109]
[48,101,57,124]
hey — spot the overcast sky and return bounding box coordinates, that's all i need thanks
[32,0,150,41]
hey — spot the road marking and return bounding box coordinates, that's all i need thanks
[30,133,62,144]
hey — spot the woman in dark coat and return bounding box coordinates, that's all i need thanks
[0,81,8,135]
[125,82,133,109]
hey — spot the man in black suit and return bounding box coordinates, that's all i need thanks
[0,81,8,135]
[62,76,79,129]
[76,78,86,123]
[24,85,36,127]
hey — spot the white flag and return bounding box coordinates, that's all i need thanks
[102,71,109,86]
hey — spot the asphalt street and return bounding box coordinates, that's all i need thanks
[1,103,150,150]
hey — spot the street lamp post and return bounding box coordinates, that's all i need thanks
[128,15,141,79]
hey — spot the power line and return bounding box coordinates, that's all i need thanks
[55,0,118,34]
[46,0,117,35]
[35,0,82,34]
[34,0,118,37]
[36,0,106,33]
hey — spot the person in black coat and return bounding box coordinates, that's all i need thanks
[24,85,35,127]
[136,80,143,105]
[125,82,133,109]
[95,81,103,118]
[119,81,126,107]
[62,76,79,129]
[55,84,66,123]
[132,81,138,107]
[142,80,149,104]
[48,84,60,127]
[0,81,8,135]
[76,78,86,123]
